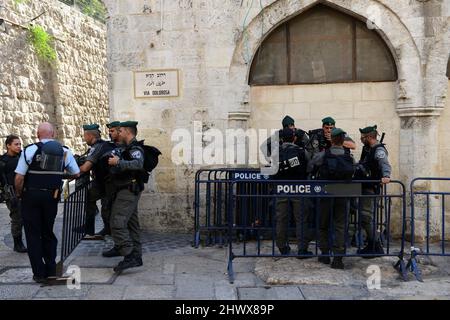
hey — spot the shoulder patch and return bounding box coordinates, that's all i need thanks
[131,150,142,159]
[375,149,387,159]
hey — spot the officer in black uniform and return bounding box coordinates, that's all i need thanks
[14,122,79,283]
[79,124,115,237]
[274,128,314,257]
[261,115,309,161]
[307,117,356,155]
[104,121,145,273]
[356,125,391,257]
[0,135,27,252]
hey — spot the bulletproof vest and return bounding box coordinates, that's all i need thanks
[0,153,20,186]
[318,148,354,180]
[274,143,307,180]
[25,141,65,190]
[111,140,145,187]
[360,143,386,180]
[308,128,331,152]
[91,140,116,182]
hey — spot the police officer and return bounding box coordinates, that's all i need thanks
[356,125,391,257]
[274,128,314,257]
[79,124,115,238]
[107,121,121,145]
[14,122,79,283]
[261,115,309,160]
[104,121,145,272]
[307,117,356,154]
[308,128,355,269]
[0,135,27,252]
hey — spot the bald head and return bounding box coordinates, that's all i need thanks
[37,122,55,140]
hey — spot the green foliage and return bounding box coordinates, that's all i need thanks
[13,0,29,6]
[76,0,106,23]
[27,25,57,66]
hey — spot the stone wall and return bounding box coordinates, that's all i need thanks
[0,0,108,154]
[103,0,450,234]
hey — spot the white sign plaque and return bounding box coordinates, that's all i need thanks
[134,69,179,98]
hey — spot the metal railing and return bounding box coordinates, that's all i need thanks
[56,178,92,276]
[224,179,407,283]
[408,177,450,281]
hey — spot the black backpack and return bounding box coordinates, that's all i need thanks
[137,140,162,183]
[319,149,355,180]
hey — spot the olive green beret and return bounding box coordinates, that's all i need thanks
[322,117,336,126]
[120,121,138,128]
[331,128,346,137]
[282,115,295,128]
[83,124,100,131]
[359,125,378,134]
[106,121,121,128]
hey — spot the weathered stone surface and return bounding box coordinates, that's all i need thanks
[0,0,108,154]
[254,256,440,286]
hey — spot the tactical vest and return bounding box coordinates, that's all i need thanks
[274,143,307,180]
[0,153,19,185]
[91,140,115,181]
[24,142,65,190]
[318,148,354,180]
[308,128,331,151]
[360,143,386,180]
[111,141,145,189]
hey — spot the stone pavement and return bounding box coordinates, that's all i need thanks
[1,203,450,300]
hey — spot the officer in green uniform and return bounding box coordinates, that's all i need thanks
[307,117,356,155]
[105,121,145,272]
[79,124,115,237]
[261,115,310,161]
[308,128,355,269]
[356,125,391,257]
[107,121,121,145]
[0,135,27,252]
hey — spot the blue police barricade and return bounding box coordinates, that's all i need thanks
[194,168,271,248]
[408,177,450,282]
[226,179,408,284]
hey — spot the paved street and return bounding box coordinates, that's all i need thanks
[1,203,450,300]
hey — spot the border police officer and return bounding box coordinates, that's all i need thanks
[0,135,27,253]
[308,128,355,269]
[14,122,79,283]
[105,121,145,272]
[107,121,121,145]
[79,124,116,238]
[356,125,391,257]
[307,117,356,155]
[261,115,309,161]
[274,128,314,257]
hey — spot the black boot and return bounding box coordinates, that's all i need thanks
[331,256,344,269]
[296,249,314,260]
[318,250,331,264]
[102,247,121,258]
[113,254,143,273]
[13,237,27,253]
[278,246,291,256]
[95,227,111,237]
[358,241,384,259]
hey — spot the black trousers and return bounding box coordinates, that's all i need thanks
[21,190,59,278]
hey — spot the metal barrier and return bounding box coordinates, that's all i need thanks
[409,177,450,282]
[194,168,271,248]
[56,178,92,276]
[224,179,408,283]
